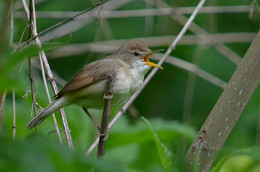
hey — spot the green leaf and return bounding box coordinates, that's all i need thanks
[141,116,173,171]
[107,117,196,149]
[211,147,260,172]
[0,135,125,172]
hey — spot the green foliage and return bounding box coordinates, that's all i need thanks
[211,147,260,172]
[141,117,173,171]
[0,136,124,172]
[1,0,260,171]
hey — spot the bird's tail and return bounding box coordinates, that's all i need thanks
[26,97,68,130]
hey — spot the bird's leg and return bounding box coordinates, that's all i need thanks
[82,108,101,130]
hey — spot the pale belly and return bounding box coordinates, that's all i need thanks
[70,68,144,109]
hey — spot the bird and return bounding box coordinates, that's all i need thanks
[26,39,163,130]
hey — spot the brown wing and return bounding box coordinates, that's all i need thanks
[55,57,116,99]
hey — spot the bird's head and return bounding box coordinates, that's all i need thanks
[115,39,163,69]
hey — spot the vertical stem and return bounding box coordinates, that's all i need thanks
[39,57,63,145]
[28,0,38,133]
[21,0,73,148]
[97,74,113,158]
[0,91,7,135]
[183,46,203,123]
[12,88,16,139]
[28,58,38,133]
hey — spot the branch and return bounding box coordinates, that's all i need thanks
[186,30,260,171]
[16,0,108,51]
[22,0,71,147]
[0,91,7,134]
[13,6,251,19]
[12,88,16,140]
[47,33,255,57]
[86,0,207,155]
[97,74,113,158]
[148,0,242,65]
[40,1,131,43]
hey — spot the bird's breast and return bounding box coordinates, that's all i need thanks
[73,67,144,109]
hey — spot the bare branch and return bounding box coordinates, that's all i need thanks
[97,74,113,158]
[41,0,132,42]
[148,0,242,65]
[39,57,63,145]
[13,6,251,20]
[21,0,72,147]
[0,91,7,134]
[47,33,256,57]
[186,30,260,171]
[183,46,203,124]
[12,88,16,140]
[32,60,67,86]
[16,0,109,50]
[151,54,227,89]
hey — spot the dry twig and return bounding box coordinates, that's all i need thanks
[0,91,7,134]
[12,88,16,139]
[17,0,109,50]
[21,0,69,147]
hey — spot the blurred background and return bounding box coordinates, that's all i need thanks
[0,0,260,171]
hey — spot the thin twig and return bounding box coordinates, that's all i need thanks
[21,0,71,147]
[151,54,227,89]
[87,0,207,155]
[35,0,131,43]
[0,0,12,61]
[28,58,38,132]
[28,0,38,133]
[39,57,63,145]
[32,60,67,86]
[9,1,15,49]
[97,74,113,158]
[183,46,203,124]
[47,33,256,57]
[16,0,109,51]
[12,88,16,140]
[83,108,100,130]
[148,0,242,65]
[0,91,7,135]
[13,6,251,19]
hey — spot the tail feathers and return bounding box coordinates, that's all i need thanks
[26,98,67,130]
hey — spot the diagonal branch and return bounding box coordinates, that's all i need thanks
[186,30,260,171]
[147,0,242,65]
[16,0,108,51]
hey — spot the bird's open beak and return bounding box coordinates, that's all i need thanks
[143,49,164,69]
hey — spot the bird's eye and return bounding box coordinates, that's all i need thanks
[133,52,140,56]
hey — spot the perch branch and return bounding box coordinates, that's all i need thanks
[87,0,207,155]
[186,30,260,171]
[97,74,113,158]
